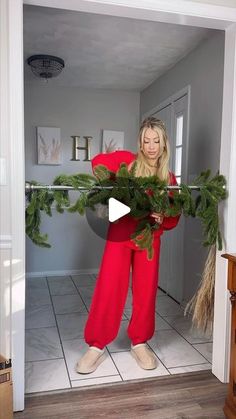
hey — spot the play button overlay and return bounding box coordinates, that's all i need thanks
[108,198,130,222]
[85,197,133,242]
[85,176,149,242]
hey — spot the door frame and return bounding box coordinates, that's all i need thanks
[2,0,236,411]
[142,84,191,186]
[142,88,190,303]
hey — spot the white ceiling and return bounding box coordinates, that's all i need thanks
[183,0,236,7]
[23,5,216,91]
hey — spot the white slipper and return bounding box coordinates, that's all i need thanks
[131,343,158,370]
[76,346,106,374]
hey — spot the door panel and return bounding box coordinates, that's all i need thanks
[152,94,188,302]
[152,105,172,294]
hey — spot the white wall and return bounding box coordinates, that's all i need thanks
[24,85,140,275]
[140,31,225,301]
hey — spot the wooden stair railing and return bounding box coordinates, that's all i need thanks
[222,253,236,419]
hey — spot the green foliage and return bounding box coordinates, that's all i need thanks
[25,181,54,248]
[25,166,227,256]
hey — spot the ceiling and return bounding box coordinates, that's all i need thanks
[23,5,216,91]
[183,0,236,7]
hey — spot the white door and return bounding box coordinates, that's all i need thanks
[151,105,172,294]
[152,93,189,302]
[1,0,25,411]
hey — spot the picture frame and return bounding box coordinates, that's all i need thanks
[102,130,124,153]
[36,126,62,165]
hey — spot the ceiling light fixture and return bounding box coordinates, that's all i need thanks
[27,54,65,81]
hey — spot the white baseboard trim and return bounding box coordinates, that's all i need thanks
[25,268,99,278]
[26,267,133,278]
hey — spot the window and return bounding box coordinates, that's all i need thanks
[175,114,183,184]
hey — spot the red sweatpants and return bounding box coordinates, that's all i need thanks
[84,215,162,349]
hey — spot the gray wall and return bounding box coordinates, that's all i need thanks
[25,85,140,275]
[25,30,225,301]
[140,31,225,301]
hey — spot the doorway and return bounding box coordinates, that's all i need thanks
[2,0,236,412]
[144,89,189,303]
[22,5,221,395]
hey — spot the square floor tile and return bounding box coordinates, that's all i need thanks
[169,363,212,374]
[52,294,87,314]
[26,288,51,308]
[157,288,166,296]
[192,342,213,362]
[107,320,131,352]
[163,314,213,344]
[124,288,133,310]
[25,305,56,329]
[25,359,70,393]
[26,277,48,290]
[110,350,169,380]
[76,286,95,310]
[123,308,132,319]
[62,338,118,381]
[71,375,122,388]
[72,274,96,288]
[25,327,63,362]
[47,276,78,296]
[56,312,88,341]
[148,329,208,368]
[78,287,128,319]
[156,295,185,316]
[155,313,173,331]
[123,311,172,332]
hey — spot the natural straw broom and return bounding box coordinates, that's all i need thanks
[184,243,216,334]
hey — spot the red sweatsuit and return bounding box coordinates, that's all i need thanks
[84,150,181,349]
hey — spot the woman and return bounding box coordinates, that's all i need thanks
[76,117,181,374]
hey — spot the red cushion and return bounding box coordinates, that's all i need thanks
[91,150,137,174]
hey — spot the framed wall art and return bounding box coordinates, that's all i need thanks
[36,126,62,165]
[102,130,124,153]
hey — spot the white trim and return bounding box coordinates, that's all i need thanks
[142,85,190,120]
[0,235,12,249]
[8,0,25,412]
[0,244,12,249]
[23,0,236,29]
[26,269,100,277]
[26,268,134,278]
[142,85,191,187]
[0,235,12,241]
[212,23,236,383]
[5,0,236,411]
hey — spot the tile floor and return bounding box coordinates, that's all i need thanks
[25,274,213,394]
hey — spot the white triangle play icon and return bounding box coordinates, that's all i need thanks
[108,198,130,222]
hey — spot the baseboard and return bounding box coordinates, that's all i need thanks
[25,269,99,278]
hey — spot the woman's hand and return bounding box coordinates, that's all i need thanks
[150,212,164,224]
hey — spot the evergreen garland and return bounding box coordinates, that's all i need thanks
[25,162,227,261]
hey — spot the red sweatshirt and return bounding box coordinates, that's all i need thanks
[91,150,181,231]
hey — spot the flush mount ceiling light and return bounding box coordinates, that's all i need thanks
[27,54,65,80]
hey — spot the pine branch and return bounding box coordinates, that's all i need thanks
[25,169,227,252]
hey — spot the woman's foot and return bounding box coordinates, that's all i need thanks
[76,346,106,374]
[130,343,158,370]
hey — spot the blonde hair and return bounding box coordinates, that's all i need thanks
[133,117,171,183]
